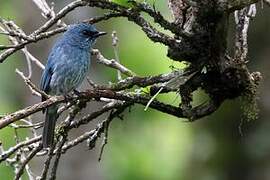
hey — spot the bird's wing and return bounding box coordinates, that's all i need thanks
[40,45,59,102]
[40,65,53,102]
[40,41,63,95]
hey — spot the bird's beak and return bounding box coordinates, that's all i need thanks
[95,31,107,38]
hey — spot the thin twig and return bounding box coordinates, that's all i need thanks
[112,31,122,80]
[16,69,48,98]
[0,136,41,163]
[14,144,42,180]
[92,49,135,77]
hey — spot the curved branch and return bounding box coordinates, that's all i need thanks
[0,89,183,129]
[84,0,180,46]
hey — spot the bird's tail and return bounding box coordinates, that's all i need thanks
[42,105,58,148]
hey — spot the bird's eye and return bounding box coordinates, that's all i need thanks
[82,30,90,36]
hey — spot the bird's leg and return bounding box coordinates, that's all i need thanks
[73,89,81,96]
[72,89,88,108]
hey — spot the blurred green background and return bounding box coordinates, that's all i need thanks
[0,0,270,180]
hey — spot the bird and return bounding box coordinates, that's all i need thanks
[40,23,106,148]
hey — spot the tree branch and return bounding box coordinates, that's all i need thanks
[228,0,259,11]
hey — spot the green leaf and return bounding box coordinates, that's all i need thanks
[111,0,132,7]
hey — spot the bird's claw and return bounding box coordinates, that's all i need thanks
[73,89,81,96]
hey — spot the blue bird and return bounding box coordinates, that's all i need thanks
[40,23,106,148]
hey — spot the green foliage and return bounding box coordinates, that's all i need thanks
[0,165,13,180]
[102,107,192,180]
[111,0,131,7]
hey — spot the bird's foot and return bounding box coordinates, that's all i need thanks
[73,89,81,96]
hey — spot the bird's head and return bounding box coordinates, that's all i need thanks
[63,23,106,49]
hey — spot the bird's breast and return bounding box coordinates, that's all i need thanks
[49,47,90,95]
